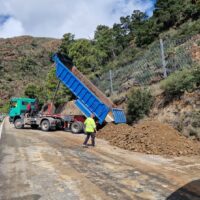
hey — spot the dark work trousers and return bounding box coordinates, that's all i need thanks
[83,132,96,146]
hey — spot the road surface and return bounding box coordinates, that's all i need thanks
[0,118,200,200]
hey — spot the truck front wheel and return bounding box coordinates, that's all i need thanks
[41,120,50,131]
[14,118,24,129]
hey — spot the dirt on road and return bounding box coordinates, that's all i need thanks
[97,120,200,156]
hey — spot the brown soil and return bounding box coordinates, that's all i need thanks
[97,120,200,156]
[56,101,82,115]
[71,66,115,108]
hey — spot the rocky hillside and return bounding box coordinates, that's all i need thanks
[0,36,61,108]
[151,89,200,139]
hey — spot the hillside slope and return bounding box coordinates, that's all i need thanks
[0,36,61,108]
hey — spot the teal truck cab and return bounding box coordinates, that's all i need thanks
[9,97,35,123]
[9,97,62,131]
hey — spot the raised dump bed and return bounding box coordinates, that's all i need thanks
[71,66,114,108]
[53,54,126,124]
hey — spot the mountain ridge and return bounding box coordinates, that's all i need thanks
[0,36,61,110]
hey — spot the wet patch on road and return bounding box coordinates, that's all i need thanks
[9,194,41,200]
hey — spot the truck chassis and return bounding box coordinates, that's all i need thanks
[13,113,85,133]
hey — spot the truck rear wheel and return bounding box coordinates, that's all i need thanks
[14,118,24,129]
[41,120,50,131]
[71,122,83,133]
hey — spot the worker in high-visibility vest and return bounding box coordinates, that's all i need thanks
[82,114,97,147]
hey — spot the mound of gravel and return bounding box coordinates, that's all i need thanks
[97,120,200,156]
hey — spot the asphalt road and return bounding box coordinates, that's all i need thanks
[0,118,200,200]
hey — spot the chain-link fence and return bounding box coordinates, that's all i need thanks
[92,35,199,95]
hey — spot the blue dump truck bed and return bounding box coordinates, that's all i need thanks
[53,54,126,124]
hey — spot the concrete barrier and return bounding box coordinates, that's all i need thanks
[0,118,5,140]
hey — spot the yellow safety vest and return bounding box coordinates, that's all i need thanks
[84,117,96,133]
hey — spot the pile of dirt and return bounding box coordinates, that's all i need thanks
[97,120,200,156]
[56,101,82,115]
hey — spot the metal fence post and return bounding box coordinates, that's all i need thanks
[160,38,167,78]
[109,70,114,95]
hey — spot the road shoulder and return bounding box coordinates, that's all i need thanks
[0,117,5,140]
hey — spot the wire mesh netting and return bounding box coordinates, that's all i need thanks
[92,35,199,94]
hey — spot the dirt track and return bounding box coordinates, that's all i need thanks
[0,118,200,200]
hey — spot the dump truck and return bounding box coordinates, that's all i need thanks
[53,53,126,125]
[9,53,126,132]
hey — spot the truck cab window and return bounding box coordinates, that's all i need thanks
[10,101,17,108]
[22,101,28,106]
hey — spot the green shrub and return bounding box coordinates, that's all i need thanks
[127,88,154,123]
[160,66,199,97]
[24,84,48,105]
[5,74,13,82]
[178,19,200,37]
[0,101,10,113]
[24,84,38,98]
[193,64,200,86]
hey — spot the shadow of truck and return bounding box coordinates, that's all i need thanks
[166,179,200,200]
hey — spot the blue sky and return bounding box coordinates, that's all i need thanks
[0,0,156,39]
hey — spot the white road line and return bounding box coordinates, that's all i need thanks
[0,118,5,140]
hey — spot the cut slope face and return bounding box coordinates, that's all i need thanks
[97,120,200,156]
[151,89,200,139]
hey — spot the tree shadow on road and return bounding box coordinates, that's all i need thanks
[166,179,200,200]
